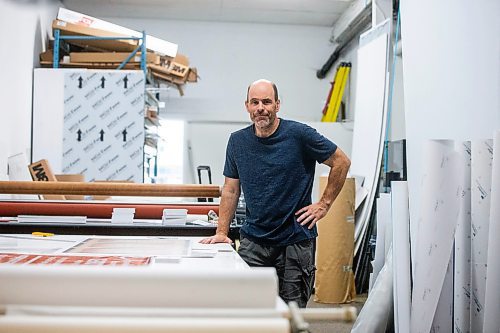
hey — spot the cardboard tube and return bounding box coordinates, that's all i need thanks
[0,181,220,198]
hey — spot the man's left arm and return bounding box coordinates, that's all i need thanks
[296,147,351,229]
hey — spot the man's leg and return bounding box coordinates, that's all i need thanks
[278,238,316,308]
[238,237,285,292]
[237,236,274,266]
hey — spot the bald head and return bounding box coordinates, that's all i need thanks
[246,79,279,102]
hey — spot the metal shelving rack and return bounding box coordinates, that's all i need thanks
[52,29,148,76]
[51,29,154,182]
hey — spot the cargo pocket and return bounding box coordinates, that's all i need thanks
[301,263,316,306]
[296,239,316,307]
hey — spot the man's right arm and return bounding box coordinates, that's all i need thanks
[199,177,240,244]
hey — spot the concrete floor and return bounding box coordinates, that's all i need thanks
[305,294,367,333]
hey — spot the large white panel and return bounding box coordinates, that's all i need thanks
[483,130,500,332]
[348,23,389,254]
[62,71,145,182]
[410,140,463,333]
[391,181,410,333]
[33,69,145,182]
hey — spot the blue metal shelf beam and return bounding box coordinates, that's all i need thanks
[52,29,147,76]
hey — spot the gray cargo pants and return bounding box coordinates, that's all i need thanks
[238,237,316,308]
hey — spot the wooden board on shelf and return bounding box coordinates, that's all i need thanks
[40,60,139,70]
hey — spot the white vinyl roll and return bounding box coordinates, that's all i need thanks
[470,139,493,333]
[431,255,453,332]
[391,181,411,333]
[351,246,393,333]
[454,141,472,333]
[0,316,290,333]
[0,265,277,309]
[410,140,463,333]
[483,130,500,333]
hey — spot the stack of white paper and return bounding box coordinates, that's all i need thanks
[17,215,87,224]
[111,208,135,224]
[162,209,187,225]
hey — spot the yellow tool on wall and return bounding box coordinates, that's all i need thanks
[321,62,351,122]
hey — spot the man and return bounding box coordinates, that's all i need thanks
[200,79,351,308]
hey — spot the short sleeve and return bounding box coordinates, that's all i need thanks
[223,134,239,179]
[301,125,337,163]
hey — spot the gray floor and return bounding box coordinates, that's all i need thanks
[305,294,367,333]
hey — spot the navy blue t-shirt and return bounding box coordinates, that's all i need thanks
[223,119,337,246]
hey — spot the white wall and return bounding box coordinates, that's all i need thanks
[102,17,335,122]
[400,0,500,223]
[0,0,61,174]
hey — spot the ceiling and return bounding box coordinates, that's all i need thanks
[61,0,354,27]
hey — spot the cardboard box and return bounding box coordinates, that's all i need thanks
[55,174,85,200]
[173,53,189,66]
[39,49,53,62]
[57,7,178,57]
[52,19,138,52]
[167,61,189,78]
[28,159,66,201]
[149,62,189,79]
[314,177,356,304]
[149,63,189,80]
[150,71,185,96]
[70,52,160,64]
[150,69,186,85]
[187,68,198,83]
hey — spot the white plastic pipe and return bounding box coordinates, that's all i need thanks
[0,316,289,333]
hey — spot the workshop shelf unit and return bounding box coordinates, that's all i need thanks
[48,29,163,183]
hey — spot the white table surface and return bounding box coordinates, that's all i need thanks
[0,234,248,269]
